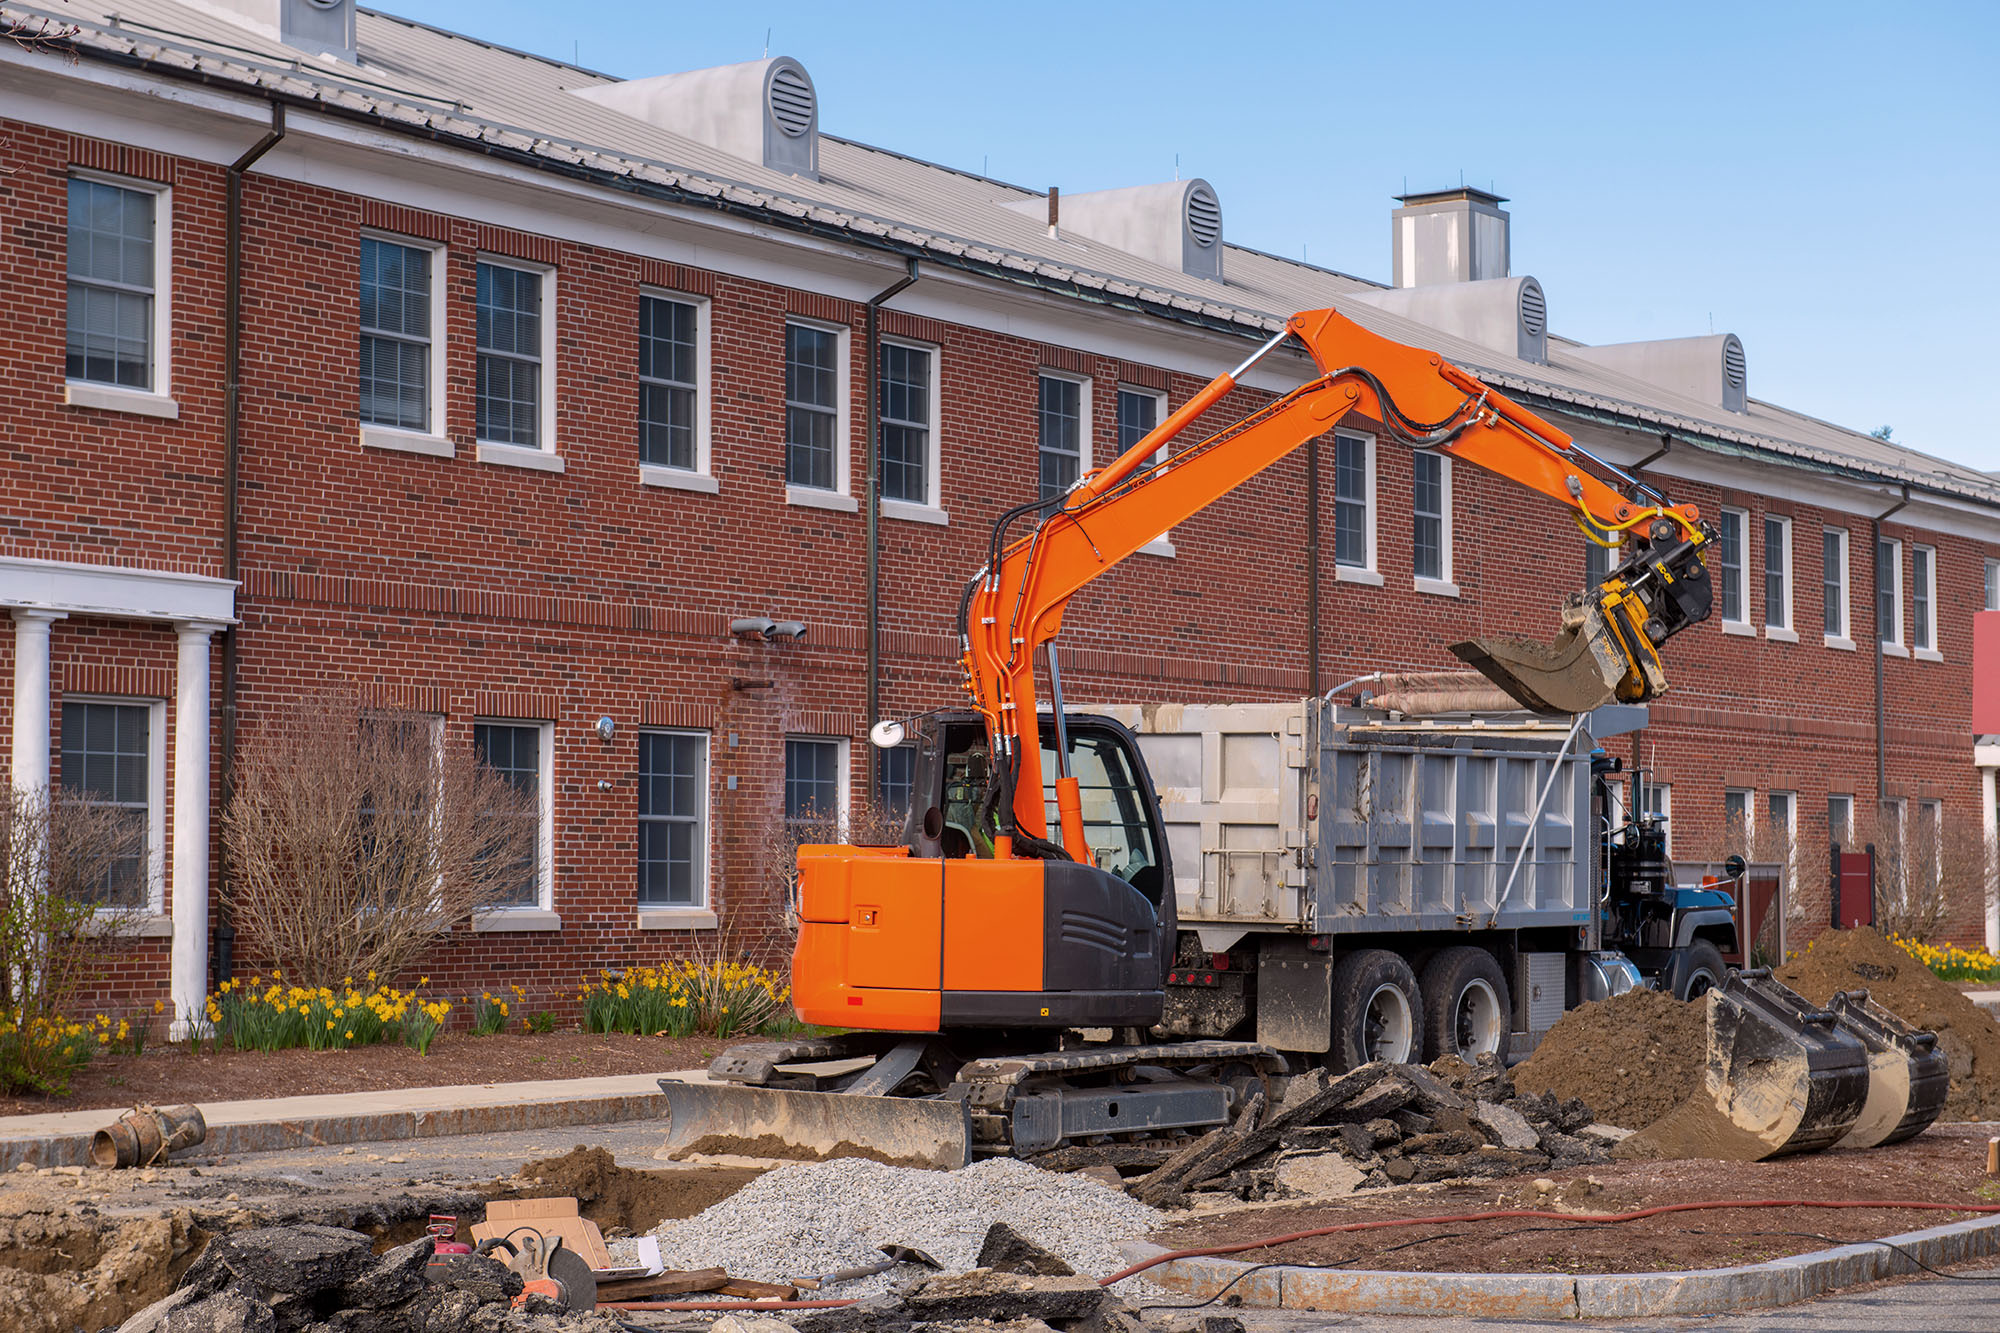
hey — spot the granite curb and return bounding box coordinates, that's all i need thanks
[1117,1210,2000,1317]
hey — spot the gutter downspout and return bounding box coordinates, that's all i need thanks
[1872,485,1910,925]
[1306,437,1320,696]
[217,103,285,988]
[863,259,919,790]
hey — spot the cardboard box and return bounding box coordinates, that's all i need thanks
[471,1197,613,1272]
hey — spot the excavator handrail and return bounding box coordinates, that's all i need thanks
[958,305,1709,855]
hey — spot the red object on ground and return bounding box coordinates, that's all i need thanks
[1976,611,2000,735]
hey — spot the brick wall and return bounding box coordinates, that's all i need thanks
[5,115,1998,1020]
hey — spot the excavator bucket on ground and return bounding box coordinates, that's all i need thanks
[1449,600,1636,715]
[657,1078,973,1170]
[1618,970,1871,1162]
[1827,987,1950,1149]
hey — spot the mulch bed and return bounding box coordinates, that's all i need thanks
[1149,1123,2000,1275]
[0,1031,729,1118]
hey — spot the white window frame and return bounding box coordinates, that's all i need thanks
[1917,797,1944,891]
[358,230,451,457]
[1762,514,1794,640]
[1878,537,1906,655]
[1985,557,1999,612]
[1115,385,1175,557]
[1828,793,1854,846]
[470,717,558,930]
[1723,787,1754,841]
[783,315,856,511]
[1822,527,1853,650]
[637,288,716,493]
[878,335,947,525]
[784,734,851,835]
[63,169,178,420]
[1767,789,1797,855]
[60,694,168,921]
[1036,370,1092,503]
[473,256,562,472]
[1717,506,1752,635]
[1641,780,1672,854]
[636,727,716,930]
[1911,544,1940,659]
[1884,796,1909,902]
[1411,451,1457,597]
[1332,429,1382,586]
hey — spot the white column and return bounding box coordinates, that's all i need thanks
[1984,764,1998,955]
[11,610,67,796]
[170,621,223,1040]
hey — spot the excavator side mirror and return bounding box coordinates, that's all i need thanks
[870,720,907,748]
[1724,854,1748,880]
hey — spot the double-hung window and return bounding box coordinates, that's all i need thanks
[876,744,916,822]
[359,236,436,435]
[1767,791,1797,859]
[638,294,701,473]
[638,730,707,907]
[1717,507,1749,628]
[1763,515,1792,635]
[1877,538,1904,652]
[1986,557,1999,612]
[1823,528,1850,644]
[1723,788,1754,841]
[473,721,549,911]
[59,699,161,910]
[1911,545,1938,656]
[1037,373,1087,501]
[878,340,941,518]
[1333,431,1377,578]
[1827,794,1853,846]
[1116,386,1174,553]
[66,175,171,405]
[785,321,843,494]
[1412,452,1453,591]
[475,260,553,456]
[1641,781,1672,853]
[1586,536,1615,589]
[785,737,845,826]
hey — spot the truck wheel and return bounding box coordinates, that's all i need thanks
[1419,947,1512,1065]
[1676,940,1728,1001]
[1331,950,1422,1068]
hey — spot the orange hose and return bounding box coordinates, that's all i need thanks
[1098,1198,2000,1286]
[601,1298,859,1310]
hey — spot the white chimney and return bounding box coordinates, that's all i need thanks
[1391,186,1509,288]
[186,0,356,62]
[573,58,820,181]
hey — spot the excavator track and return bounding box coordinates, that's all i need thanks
[661,1036,1284,1167]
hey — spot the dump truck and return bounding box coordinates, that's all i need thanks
[661,305,1940,1166]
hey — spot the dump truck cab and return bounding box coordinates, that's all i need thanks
[1592,753,1739,1000]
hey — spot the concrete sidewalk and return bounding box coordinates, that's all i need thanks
[0,1068,711,1170]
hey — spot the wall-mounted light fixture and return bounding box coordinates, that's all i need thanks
[595,715,616,742]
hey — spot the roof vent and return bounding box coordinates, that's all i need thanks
[1568,333,1748,414]
[1347,275,1547,366]
[197,0,356,62]
[572,57,819,181]
[1004,177,1223,282]
[1391,186,1509,288]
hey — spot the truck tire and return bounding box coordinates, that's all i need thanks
[1419,946,1512,1065]
[1675,940,1728,1001]
[1331,949,1422,1068]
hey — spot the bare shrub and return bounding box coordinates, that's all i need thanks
[764,795,907,943]
[0,785,144,1017]
[1864,806,1987,944]
[222,696,538,989]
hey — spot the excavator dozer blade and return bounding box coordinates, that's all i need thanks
[1827,989,1950,1149]
[1448,603,1629,715]
[1617,971,1870,1162]
[657,1079,972,1171]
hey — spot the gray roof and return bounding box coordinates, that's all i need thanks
[13,0,1998,510]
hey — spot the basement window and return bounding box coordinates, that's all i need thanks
[638,292,711,488]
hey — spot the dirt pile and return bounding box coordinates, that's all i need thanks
[1513,987,1705,1129]
[1777,926,2000,1121]
[504,1145,762,1233]
[0,1204,204,1333]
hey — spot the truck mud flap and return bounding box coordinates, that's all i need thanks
[1828,988,1950,1149]
[658,1080,971,1171]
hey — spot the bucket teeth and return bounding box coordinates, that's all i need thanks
[1705,971,1870,1158]
[1827,988,1951,1149]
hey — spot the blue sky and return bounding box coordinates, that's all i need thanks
[389,1,2000,473]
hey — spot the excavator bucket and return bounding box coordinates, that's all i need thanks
[1449,601,1632,715]
[1618,970,1870,1162]
[1827,988,1950,1149]
[658,1079,972,1170]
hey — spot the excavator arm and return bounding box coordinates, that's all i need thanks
[960,305,1713,855]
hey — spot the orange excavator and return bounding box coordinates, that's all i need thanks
[660,306,1719,1167]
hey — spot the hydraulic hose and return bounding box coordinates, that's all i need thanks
[1098,1197,2000,1286]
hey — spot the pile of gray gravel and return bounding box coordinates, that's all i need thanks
[648,1156,1161,1295]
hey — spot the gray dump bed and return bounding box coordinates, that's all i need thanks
[1093,700,1594,937]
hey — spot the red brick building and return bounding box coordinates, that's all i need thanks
[5,2,1999,1031]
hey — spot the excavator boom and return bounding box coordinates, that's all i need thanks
[962,305,1712,851]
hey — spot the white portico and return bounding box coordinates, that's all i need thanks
[4,556,237,1037]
